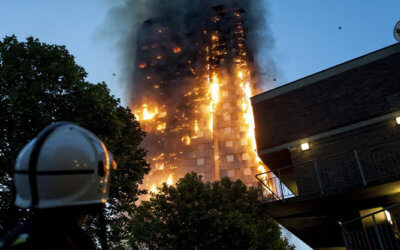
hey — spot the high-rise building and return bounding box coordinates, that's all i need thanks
[130,5,268,193]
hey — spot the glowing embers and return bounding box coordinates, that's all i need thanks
[211,34,219,42]
[139,63,147,69]
[158,111,167,118]
[194,120,199,133]
[134,104,159,121]
[156,122,166,131]
[152,153,164,160]
[181,135,191,145]
[155,162,164,171]
[173,46,181,53]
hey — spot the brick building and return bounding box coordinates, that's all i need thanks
[252,43,400,249]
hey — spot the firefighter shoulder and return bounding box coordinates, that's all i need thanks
[0,122,116,250]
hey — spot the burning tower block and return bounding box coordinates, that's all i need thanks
[130,5,270,192]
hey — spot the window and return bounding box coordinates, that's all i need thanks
[242,153,249,160]
[197,158,205,166]
[240,126,246,132]
[240,139,247,146]
[226,155,234,162]
[223,114,231,121]
[225,140,233,147]
[224,127,232,134]
[223,103,230,108]
[227,170,235,178]
[243,168,251,176]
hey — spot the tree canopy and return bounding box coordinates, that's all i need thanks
[0,35,150,248]
[130,173,294,250]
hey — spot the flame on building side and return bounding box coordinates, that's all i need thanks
[130,4,274,195]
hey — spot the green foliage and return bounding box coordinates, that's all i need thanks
[130,173,294,250]
[0,35,150,247]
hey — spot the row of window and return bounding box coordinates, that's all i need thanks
[196,152,251,166]
[197,168,253,179]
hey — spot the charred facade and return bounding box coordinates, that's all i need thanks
[131,5,270,192]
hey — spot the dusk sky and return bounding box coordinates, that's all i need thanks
[1,1,399,105]
[1,1,399,249]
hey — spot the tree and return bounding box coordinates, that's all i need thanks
[130,173,294,250]
[0,35,150,247]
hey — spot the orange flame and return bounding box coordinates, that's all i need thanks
[135,104,158,121]
[166,174,174,186]
[173,47,181,53]
[181,135,191,145]
[156,123,166,131]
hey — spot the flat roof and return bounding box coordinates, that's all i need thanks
[252,42,400,104]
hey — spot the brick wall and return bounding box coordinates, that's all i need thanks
[253,53,400,151]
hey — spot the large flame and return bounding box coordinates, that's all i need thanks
[166,174,174,186]
[135,104,158,121]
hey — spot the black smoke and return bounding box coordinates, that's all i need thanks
[103,0,276,103]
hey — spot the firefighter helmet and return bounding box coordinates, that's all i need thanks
[14,122,116,209]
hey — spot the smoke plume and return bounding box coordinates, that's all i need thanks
[103,0,276,103]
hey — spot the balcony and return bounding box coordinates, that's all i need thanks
[256,141,400,204]
[341,202,400,250]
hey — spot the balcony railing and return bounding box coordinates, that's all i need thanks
[256,142,400,203]
[340,203,400,250]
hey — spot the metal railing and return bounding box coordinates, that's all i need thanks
[340,203,400,250]
[256,142,400,203]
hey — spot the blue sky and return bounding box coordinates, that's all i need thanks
[269,1,400,86]
[1,1,398,248]
[1,1,399,105]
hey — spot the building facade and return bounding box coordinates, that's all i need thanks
[131,5,267,193]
